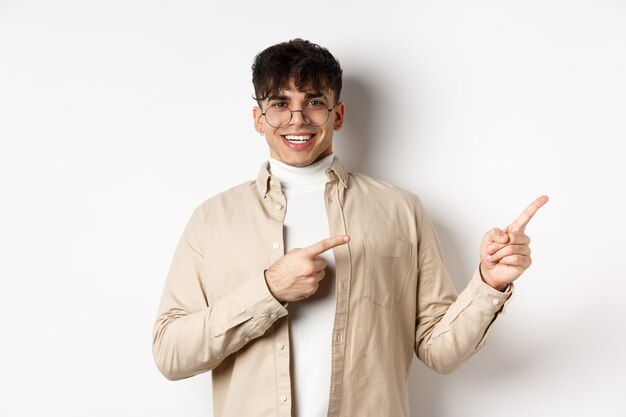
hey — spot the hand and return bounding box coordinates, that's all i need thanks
[480,195,549,291]
[264,235,351,302]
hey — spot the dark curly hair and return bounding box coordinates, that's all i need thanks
[252,39,343,106]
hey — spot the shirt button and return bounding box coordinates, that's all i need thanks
[275,204,283,210]
[278,343,285,350]
[272,242,280,249]
[492,298,500,306]
[270,313,277,319]
[244,337,250,342]
[280,395,288,402]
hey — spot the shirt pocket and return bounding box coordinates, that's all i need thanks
[362,235,413,307]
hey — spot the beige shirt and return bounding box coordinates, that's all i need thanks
[152,156,512,417]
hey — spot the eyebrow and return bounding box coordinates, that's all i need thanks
[304,92,326,100]
[266,92,328,102]
[267,94,289,101]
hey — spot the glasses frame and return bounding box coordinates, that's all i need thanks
[261,104,335,128]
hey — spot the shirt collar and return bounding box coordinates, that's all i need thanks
[256,155,349,196]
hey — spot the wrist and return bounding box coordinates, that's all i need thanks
[264,269,284,302]
[479,263,508,292]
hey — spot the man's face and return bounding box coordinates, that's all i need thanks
[253,80,344,167]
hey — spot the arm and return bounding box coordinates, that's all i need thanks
[414,196,547,373]
[152,208,287,381]
[414,204,512,374]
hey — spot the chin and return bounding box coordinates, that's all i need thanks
[286,158,315,167]
[275,152,315,167]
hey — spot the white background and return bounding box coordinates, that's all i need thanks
[1,0,625,416]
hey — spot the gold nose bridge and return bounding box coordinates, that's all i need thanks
[289,109,307,124]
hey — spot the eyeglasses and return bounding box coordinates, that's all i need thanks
[261,102,334,128]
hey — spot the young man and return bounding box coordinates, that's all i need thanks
[153,39,547,417]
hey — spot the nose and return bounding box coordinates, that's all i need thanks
[289,109,308,126]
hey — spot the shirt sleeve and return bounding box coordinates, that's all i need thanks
[414,203,513,374]
[152,207,288,381]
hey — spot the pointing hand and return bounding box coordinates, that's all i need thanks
[480,196,549,291]
[264,235,351,302]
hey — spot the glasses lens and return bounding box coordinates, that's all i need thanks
[265,106,291,128]
[303,104,330,127]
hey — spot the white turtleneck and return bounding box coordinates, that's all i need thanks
[268,154,336,417]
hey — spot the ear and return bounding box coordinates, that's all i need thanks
[252,106,264,133]
[333,101,345,131]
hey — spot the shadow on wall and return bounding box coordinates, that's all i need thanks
[336,74,541,417]
[334,73,429,187]
[333,75,377,174]
[334,74,404,178]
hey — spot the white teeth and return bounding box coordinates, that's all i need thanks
[285,135,312,142]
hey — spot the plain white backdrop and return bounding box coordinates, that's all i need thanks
[1,0,625,416]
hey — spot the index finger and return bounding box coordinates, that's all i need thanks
[304,235,351,256]
[507,195,549,232]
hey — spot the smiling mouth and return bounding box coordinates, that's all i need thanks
[283,134,313,143]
